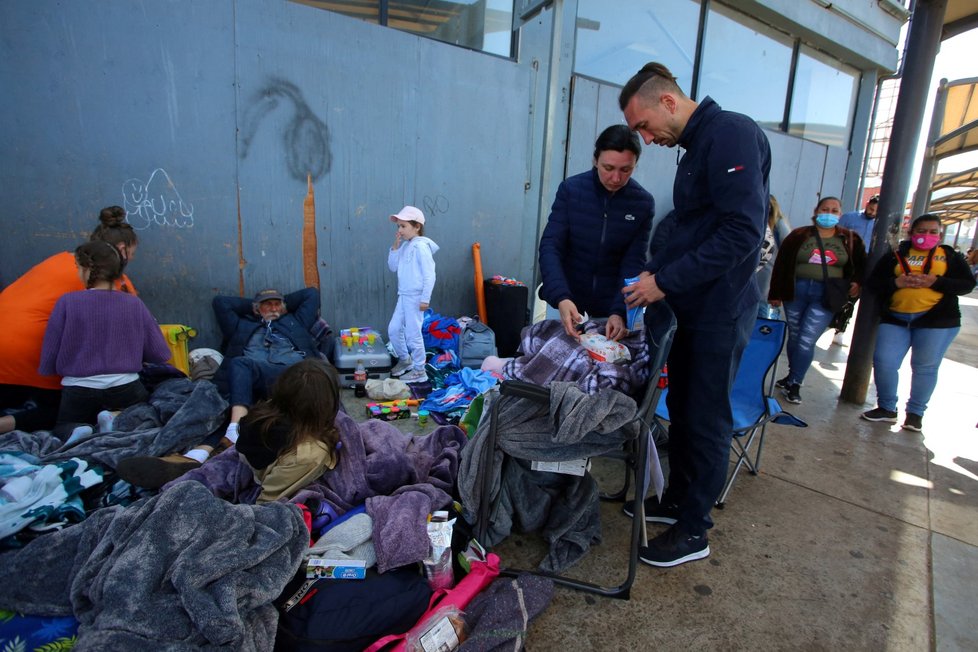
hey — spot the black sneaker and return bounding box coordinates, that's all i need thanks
[861,407,898,423]
[639,525,710,568]
[902,413,923,432]
[622,496,679,524]
[783,383,802,404]
[774,376,791,390]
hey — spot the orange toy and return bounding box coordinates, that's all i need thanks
[472,242,488,323]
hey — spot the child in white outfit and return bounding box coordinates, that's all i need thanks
[387,206,438,384]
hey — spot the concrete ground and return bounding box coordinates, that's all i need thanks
[347,289,978,651]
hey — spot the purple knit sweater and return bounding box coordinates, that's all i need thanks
[39,289,172,378]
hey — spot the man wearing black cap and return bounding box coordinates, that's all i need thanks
[118,287,322,487]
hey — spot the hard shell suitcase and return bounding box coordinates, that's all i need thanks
[483,281,528,357]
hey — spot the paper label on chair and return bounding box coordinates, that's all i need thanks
[530,458,589,476]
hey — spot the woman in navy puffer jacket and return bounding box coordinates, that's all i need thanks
[538,125,655,341]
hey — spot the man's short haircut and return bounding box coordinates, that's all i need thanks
[593,124,642,161]
[618,62,685,111]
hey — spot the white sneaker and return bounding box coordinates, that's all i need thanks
[400,368,428,384]
[390,357,412,377]
[832,332,845,346]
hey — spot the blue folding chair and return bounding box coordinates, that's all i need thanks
[655,317,806,508]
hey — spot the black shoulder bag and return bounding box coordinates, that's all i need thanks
[813,229,850,313]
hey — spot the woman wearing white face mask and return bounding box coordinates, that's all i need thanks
[767,196,867,404]
[860,214,975,431]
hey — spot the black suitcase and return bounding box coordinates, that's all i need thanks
[483,281,529,357]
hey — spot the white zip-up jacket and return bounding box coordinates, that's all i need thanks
[388,236,439,303]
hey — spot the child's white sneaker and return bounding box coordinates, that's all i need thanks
[390,357,412,377]
[400,368,428,384]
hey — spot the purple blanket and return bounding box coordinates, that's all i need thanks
[503,319,650,396]
[167,412,467,573]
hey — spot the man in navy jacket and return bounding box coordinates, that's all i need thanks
[117,287,322,489]
[620,62,771,567]
[212,287,321,430]
[538,124,654,341]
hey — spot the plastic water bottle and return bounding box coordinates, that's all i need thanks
[354,360,367,397]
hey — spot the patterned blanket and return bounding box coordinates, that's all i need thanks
[502,319,650,396]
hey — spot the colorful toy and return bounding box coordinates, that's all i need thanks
[365,400,417,421]
[332,326,393,386]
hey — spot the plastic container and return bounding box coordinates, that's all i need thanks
[159,324,197,375]
[354,360,367,397]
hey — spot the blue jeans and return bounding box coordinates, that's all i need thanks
[660,309,755,535]
[783,278,836,385]
[872,312,959,416]
[223,357,289,407]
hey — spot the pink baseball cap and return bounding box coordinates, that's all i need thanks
[390,205,426,224]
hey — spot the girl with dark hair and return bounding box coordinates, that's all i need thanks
[89,205,139,291]
[860,215,975,431]
[768,196,867,404]
[0,206,139,433]
[235,358,342,503]
[38,241,170,430]
[0,206,142,434]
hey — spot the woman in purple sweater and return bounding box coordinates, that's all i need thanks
[39,241,171,428]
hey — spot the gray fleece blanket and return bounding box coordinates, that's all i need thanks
[0,481,307,651]
[168,411,467,573]
[0,378,227,470]
[458,382,639,573]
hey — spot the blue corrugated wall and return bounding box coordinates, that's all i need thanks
[0,1,536,348]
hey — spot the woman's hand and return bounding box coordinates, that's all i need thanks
[392,232,402,250]
[895,274,936,289]
[848,282,860,298]
[605,314,627,341]
[913,274,938,288]
[558,299,583,340]
[419,302,429,311]
[769,299,782,308]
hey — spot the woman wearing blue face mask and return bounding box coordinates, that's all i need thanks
[860,215,975,431]
[767,196,867,404]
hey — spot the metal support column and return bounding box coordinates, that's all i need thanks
[911,78,950,219]
[840,0,949,405]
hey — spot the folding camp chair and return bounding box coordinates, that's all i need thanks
[655,317,806,508]
[471,301,676,599]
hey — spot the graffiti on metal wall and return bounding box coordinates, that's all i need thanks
[422,195,450,221]
[240,78,331,182]
[122,168,195,230]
